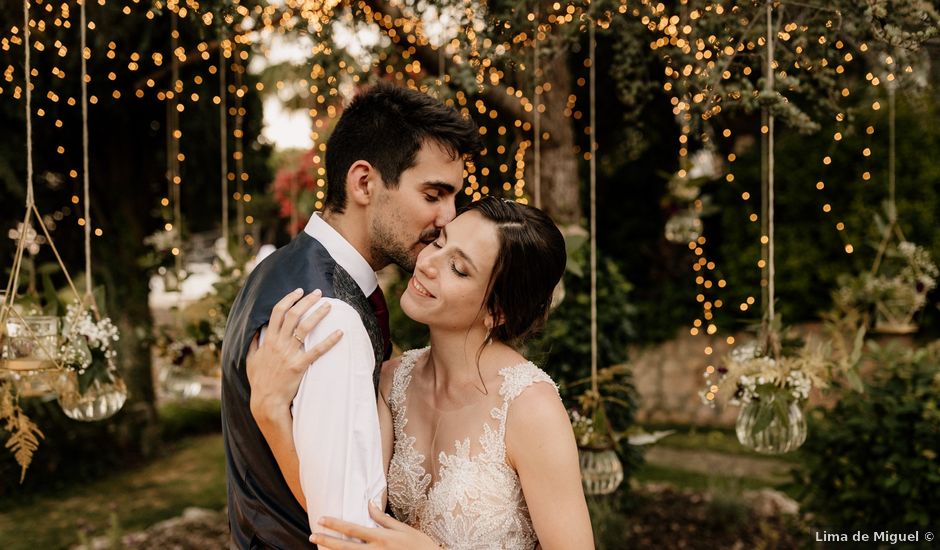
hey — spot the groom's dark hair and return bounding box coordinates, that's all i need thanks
[323,82,482,213]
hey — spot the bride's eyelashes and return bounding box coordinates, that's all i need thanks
[432,240,469,278]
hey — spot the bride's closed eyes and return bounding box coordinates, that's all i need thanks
[432,232,472,278]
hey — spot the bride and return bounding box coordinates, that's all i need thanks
[247,197,594,549]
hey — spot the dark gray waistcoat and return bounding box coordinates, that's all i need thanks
[220,232,383,549]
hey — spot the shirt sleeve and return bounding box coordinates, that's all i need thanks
[290,297,387,537]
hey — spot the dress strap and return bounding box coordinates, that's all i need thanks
[493,362,559,441]
[498,362,558,403]
[388,347,426,415]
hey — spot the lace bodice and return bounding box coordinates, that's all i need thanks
[386,348,557,550]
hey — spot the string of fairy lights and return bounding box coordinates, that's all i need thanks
[625,0,920,403]
[3,0,920,402]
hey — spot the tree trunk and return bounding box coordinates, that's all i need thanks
[532,48,581,226]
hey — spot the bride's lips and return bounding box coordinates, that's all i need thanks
[409,277,436,299]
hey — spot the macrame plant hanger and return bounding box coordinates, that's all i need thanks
[2,0,87,375]
[576,15,625,497]
[2,0,126,401]
[760,0,779,356]
[220,35,231,248]
[532,3,541,209]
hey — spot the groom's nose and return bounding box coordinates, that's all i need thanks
[435,197,457,228]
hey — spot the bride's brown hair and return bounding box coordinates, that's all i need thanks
[462,197,566,345]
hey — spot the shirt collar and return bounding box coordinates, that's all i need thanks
[303,213,377,296]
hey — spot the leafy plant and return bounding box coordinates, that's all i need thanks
[0,381,44,483]
[795,340,940,529]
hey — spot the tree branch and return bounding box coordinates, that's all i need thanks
[132,39,221,90]
[361,0,564,136]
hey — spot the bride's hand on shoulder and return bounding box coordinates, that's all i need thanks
[310,502,440,550]
[247,288,343,420]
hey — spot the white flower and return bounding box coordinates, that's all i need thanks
[59,301,119,372]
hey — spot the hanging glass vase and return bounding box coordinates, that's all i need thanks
[160,364,203,399]
[735,395,807,454]
[664,209,703,244]
[579,448,624,495]
[575,403,624,495]
[3,315,58,369]
[56,369,127,422]
[873,284,924,334]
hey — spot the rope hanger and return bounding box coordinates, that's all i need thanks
[2,0,103,368]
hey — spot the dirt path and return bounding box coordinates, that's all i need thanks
[644,446,793,484]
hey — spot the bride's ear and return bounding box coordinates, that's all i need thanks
[483,310,506,332]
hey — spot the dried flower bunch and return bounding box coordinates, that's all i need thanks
[59,301,119,378]
[701,316,840,411]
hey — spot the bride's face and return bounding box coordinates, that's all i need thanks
[399,210,499,332]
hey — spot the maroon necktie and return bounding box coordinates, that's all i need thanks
[368,286,392,361]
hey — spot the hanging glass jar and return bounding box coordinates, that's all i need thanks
[572,403,624,495]
[579,448,624,495]
[664,209,703,244]
[735,394,807,454]
[3,315,58,369]
[873,282,925,334]
[55,302,126,421]
[55,369,127,421]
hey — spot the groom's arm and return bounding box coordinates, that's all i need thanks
[291,299,387,537]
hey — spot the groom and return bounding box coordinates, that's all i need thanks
[221,83,481,548]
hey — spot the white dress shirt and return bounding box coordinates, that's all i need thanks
[276,213,386,537]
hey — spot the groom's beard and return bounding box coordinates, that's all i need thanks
[371,223,439,273]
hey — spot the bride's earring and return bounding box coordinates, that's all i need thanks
[484,328,493,346]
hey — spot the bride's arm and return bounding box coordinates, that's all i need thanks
[246,289,342,509]
[506,383,594,550]
[373,358,399,510]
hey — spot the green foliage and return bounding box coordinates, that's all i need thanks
[528,247,642,477]
[795,341,940,529]
[158,398,222,442]
[529,250,635,380]
[710,90,940,334]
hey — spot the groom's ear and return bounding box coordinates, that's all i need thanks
[346,160,379,207]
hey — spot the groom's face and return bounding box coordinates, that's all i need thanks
[370,140,465,272]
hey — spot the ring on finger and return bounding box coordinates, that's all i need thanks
[292,331,304,344]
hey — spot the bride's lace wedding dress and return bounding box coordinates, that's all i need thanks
[385,348,558,550]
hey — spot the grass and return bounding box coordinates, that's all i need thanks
[641,423,804,461]
[634,422,803,500]
[0,418,799,548]
[0,433,227,550]
[634,463,800,499]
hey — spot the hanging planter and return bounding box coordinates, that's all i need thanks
[735,391,807,455]
[1,314,60,398]
[664,209,703,244]
[55,301,126,421]
[871,242,937,334]
[3,315,58,370]
[873,284,927,334]
[570,388,624,495]
[578,448,624,496]
[836,241,938,335]
[702,325,831,455]
[56,371,127,422]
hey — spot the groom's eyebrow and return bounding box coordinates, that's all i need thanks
[441,227,477,272]
[423,181,457,194]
